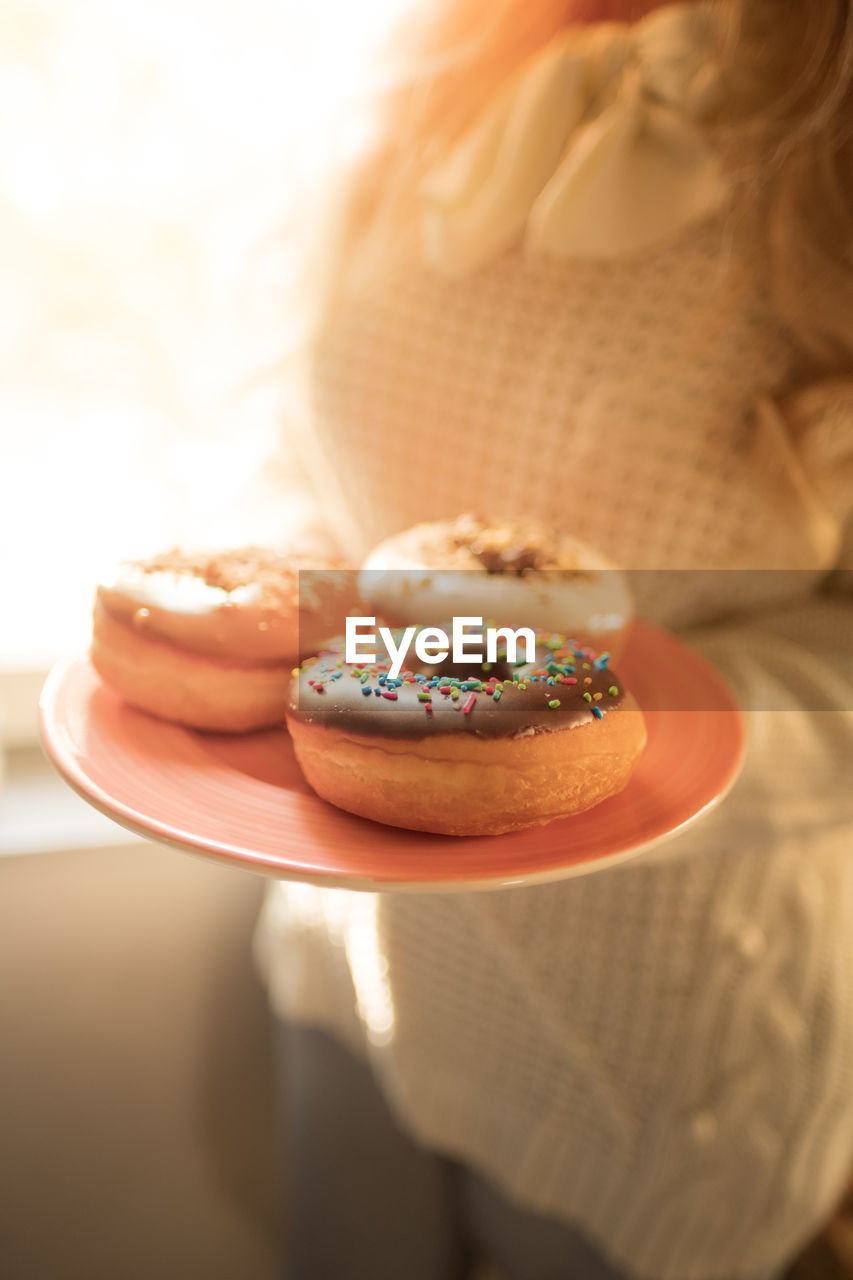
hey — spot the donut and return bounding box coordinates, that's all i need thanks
[286,633,646,836]
[359,515,634,657]
[92,546,359,732]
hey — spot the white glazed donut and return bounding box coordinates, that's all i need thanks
[92,545,358,732]
[359,515,633,655]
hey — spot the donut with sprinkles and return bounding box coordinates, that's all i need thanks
[286,630,646,836]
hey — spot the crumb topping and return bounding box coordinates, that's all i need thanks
[136,546,337,609]
[443,515,588,576]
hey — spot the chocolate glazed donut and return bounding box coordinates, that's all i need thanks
[286,633,647,836]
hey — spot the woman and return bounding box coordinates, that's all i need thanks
[255,2,853,1277]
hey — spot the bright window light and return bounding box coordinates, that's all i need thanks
[0,0,409,668]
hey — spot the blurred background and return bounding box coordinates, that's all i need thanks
[0,0,404,711]
[0,3,397,1278]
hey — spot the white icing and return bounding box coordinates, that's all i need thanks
[103,565,261,616]
[359,535,633,637]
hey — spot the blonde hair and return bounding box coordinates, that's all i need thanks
[310,0,853,374]
[721,0,853,372]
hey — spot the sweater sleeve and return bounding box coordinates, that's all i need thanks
[750,378,853,574]
[676,379,853,846]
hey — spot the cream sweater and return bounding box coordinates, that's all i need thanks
[255,8,853,1277]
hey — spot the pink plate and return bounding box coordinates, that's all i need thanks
[39,621,745,892]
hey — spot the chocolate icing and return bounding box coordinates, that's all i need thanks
[288,632,627,740]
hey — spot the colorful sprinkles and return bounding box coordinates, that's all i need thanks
[293,630,626,729]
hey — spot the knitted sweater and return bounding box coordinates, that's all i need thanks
[254,8,853,1276]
